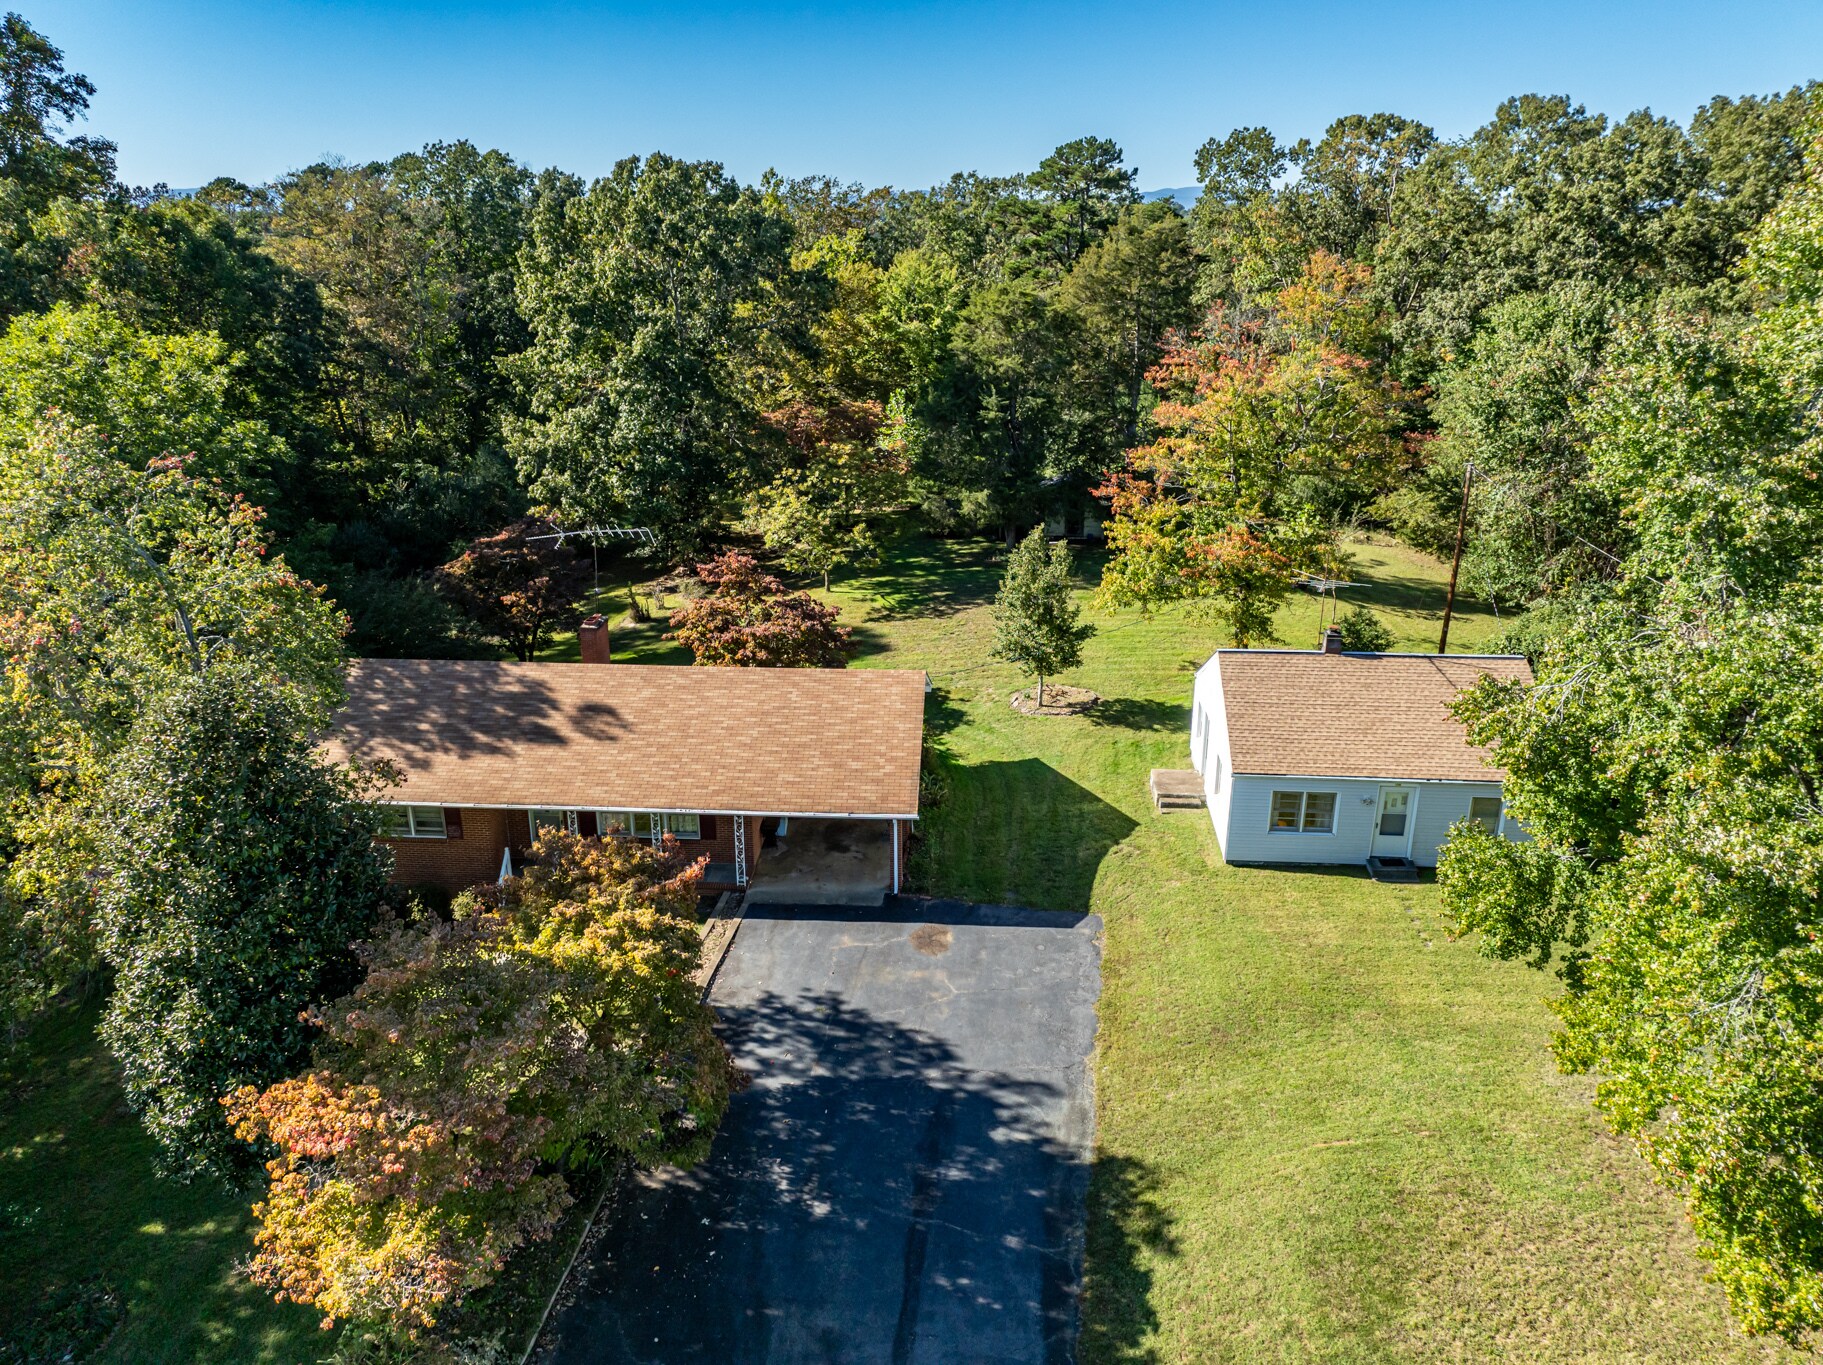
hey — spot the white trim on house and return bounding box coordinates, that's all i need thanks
[377,799,918,821]
[1191,649,1524,868]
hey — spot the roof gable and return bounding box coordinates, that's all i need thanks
[324,660,926,817]
[1210,650,1531,782]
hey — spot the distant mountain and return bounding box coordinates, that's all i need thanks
[1140,186,1199,207]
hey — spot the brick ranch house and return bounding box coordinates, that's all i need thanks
[322,655,927,899]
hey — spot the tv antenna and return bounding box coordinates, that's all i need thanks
[525,523,658,588]
[1295,572,1366,640]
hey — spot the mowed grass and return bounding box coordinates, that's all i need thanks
[6,529,1796,1362]
[647,529,1795,1363]
[0,1002,322,1364]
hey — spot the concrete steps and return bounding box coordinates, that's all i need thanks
[1366,855,1421,883]
[1150,769,1206,812]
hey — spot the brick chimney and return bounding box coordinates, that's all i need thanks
[1321,626,1344,655]
[579,614,612,664]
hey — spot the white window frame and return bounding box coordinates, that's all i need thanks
[1468,795,1505,836]
[382,805,447,840]
[528,809,580,841]
[597,811,701,841]
[1268,790,1337,835]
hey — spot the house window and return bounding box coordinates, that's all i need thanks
[528,809,580,840]
[1269,791,1336,834]
[597,811,702,840]
[381,805,447,839]
[1468,796,1503,834]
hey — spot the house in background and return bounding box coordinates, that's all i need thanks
[1189,631,1532,870]
[323,657,927,902]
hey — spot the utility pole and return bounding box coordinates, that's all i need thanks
[1437,463,1472,655]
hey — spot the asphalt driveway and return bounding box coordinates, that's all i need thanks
[539,897,1103,1365]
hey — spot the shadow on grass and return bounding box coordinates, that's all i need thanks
[540,989,1097,1363]
[923,686,970,739]
[1337,575,1489,622]
[913,757,1138,913]
[1089,697,1186,733]
[1082,1154,1180,1365]
[842,537,1005,621]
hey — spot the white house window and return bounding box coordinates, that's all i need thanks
[598,811,701,840]
[1269,790,1336,834]
[1468,796,1503,834]
[529,809,580,839]
[382,805,447,839]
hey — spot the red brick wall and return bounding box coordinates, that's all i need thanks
[377,808,767,895]
[382,807,517,894]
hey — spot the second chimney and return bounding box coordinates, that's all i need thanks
[1321,626,1344,655]
[579,613,612,664]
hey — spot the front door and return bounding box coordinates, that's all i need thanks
[1373,785,1413,859]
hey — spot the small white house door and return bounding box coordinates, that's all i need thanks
[1373,785,1414,858]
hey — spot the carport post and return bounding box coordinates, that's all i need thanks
[891,819,900,895]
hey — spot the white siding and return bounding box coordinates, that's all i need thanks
[1221,775,1381,863]
[1190,652,1521,867]
[1409,783,1506,864]
[1191,658,1236,858]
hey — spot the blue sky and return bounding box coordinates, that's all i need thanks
[29,1,1823,191]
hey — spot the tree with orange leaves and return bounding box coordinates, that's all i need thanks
[1097,252,1404,644]
[226,829,735,1337]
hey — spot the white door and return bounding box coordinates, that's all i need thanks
[1373,785,1414,858]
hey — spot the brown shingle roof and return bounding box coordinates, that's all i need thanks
[1213,650,1532,782]
[324,660,925,818]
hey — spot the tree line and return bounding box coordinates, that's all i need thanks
[7,5,1823,1348]
[6,11,1812,654]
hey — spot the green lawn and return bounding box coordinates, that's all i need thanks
[817,533,1792,1362]
[0,1002,322,1365]
[6,531,1798,1362]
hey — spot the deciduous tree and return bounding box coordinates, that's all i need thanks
[433,516,591,661]
[744,397,895,589]
[508,154,810,555]
[1096,253,1394,639]
[0,12,113,203]
[991,527,1095,706]
[1437,127,1823,1340]
[0,416,345,1031]
[0,301,293,494]
[228,829,733,1333]
[666,550,851,667]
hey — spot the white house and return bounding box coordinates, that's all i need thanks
[1189,634,1533,869]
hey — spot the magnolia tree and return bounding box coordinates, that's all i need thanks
[992,527,1095,707]
[228,829,736,1334]
[666,550,851,667]
[97,669,390,1176]
[0,415,346,1031]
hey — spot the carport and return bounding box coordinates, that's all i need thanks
[743,817,898,907]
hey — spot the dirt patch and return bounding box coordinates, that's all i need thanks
[1009,685,1100,717]
[909,923,953,956]
[693,893,745,992]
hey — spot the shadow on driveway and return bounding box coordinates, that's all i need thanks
[538,900,1102,1365]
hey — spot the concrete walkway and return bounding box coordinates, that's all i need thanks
[538,897,1103,1365]
[742,819,896,908]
